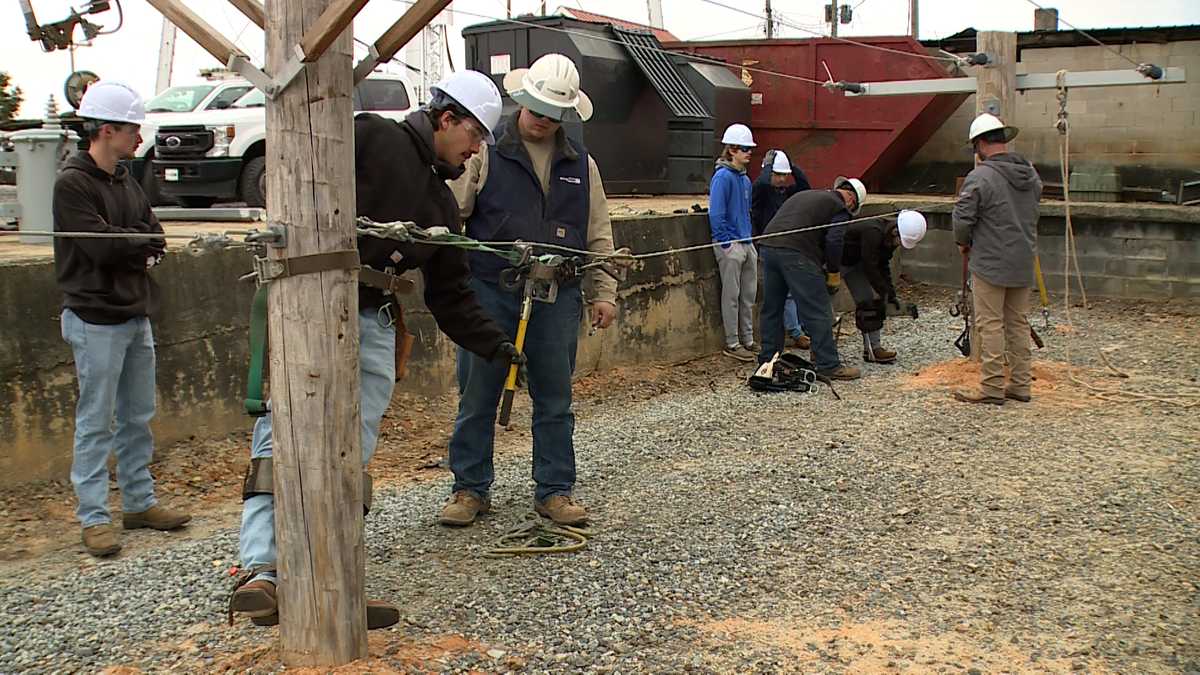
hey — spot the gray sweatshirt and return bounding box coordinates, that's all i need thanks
[952,152,1043,288]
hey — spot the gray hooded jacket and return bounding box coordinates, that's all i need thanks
[953,152,1043,288]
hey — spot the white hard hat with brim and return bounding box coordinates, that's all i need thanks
[503,58,593,122]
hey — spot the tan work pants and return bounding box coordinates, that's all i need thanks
[972,275,1032,398]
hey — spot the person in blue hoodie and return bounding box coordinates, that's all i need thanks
[751,149,812,349]
[710,123,757,362]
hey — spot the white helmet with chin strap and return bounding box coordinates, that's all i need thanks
[431,70,503,145]
[77,81,145,125]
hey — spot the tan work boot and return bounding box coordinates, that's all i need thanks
[1005,390,1032,403]
[438,490,491,527]
[535,495,588,526]
[953,388,1005,405]
[863,346,897,364]
[787,334,811,350]
[81,523,122,557]
[819,365,862,381]
[123,505,192,531]
[234,578,400,629]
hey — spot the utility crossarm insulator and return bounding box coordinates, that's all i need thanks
[843,67,1186,96]
[962,53,990,67]
[1136,63,1164,80]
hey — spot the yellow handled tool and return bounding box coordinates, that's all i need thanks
[498,282,533,427]
[1033,254,1051,329]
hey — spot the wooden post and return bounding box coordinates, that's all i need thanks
[145,0,245,67]
[228,0,266,29]
[353,0,453,83]
[300,0,372,62]
[967,30,1018,362]
[909,0,919,39]
[264,0,366,665]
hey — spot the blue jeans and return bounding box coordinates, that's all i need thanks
[448,278,582,503]
[757,247,841,371]
[61,309,159,527]
[783,297,804,338]
[238,308,396,580]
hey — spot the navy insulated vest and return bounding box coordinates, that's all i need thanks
[466,126,591,283]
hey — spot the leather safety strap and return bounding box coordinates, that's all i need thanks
[360,266,415,295]
[362,471,373,516]
[242,457,274,500]
[393,304,415,382]
[245,285,270,417]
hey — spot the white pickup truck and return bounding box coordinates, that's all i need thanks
[152,73,415,208]
[136,79,256,204]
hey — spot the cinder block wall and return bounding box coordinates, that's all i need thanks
[889,40,1200,194]
[0,214,725,486]
[876,198,1200,299]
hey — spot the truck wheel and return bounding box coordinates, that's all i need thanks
[178,196,216,209]
[140,154,174,207]
[240,156,266,208]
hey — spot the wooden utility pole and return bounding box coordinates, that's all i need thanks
[828,3,838,37]
[764,0,774,38]
[264,0,366,664]
[155,17,177,94]
[909,0,918,39]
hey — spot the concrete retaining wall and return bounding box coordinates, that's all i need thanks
[874,198,1200,299]
[0,214,725,487]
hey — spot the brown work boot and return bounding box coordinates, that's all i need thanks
[240,582,399,630]
[953,388,1005,405]
[81,523,122,557]
[863,346,897,364]
[231,579,278,620]
[818,365,862,381]
[535,495,589,526]
[1005,390,1032,403]
[438,490,491,527]
[787,334,811,350]
[123,505,192,531]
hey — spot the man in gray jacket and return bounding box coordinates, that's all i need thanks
[952,113,1043,405]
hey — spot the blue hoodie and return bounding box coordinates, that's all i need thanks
[708,161,752,246]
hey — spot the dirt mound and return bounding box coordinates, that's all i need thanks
[902,358,1091,408]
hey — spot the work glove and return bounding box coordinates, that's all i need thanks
[492,341,528,387]
[825,272,841,296]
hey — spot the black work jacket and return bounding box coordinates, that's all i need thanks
[355,111,507,360]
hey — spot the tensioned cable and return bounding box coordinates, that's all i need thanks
[1019,0,1142,69]
[695,0,962,63]
[386,0,831,86]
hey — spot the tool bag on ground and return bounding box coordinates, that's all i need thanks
[748,352,819,393]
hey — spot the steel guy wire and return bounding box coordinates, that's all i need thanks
[386,0,832,87]
[694,0,963,64]
[1019,0,1143,69]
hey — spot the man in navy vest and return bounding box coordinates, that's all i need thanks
[445,54,617,527]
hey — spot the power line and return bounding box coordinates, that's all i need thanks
[695,0,961,63]
[1019,0,1141,68]
[388,0,832,86]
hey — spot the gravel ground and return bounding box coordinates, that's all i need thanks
[1,286,1197,674]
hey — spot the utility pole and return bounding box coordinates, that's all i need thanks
[909,0,919,39]
[264,0,366,664]
[507,0,511,19]
[155,16,177,94]
[764,0,774,38]
[826,3,838,38]
[647,0,664,29]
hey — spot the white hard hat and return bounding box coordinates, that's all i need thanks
[77,81,145,125]
[503,53,593,122]
[721,123,755,147]
[833,176,867,215]
[968,112,1019,144]
[896,209,927,249]
[432,70,503,145]
[771,150,791,173]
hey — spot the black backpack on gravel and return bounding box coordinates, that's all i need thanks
[748,352,818,393]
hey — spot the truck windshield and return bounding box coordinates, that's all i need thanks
[233,89,266,108]
[145,85,216,113]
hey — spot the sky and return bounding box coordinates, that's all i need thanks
[3,0,1198,117]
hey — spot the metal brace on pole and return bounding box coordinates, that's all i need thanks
[352,43,382,84]
[228,44,310,99]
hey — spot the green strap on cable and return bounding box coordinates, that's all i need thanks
[245,284,269,417]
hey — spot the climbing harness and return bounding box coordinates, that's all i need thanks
[484,513,595,557]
